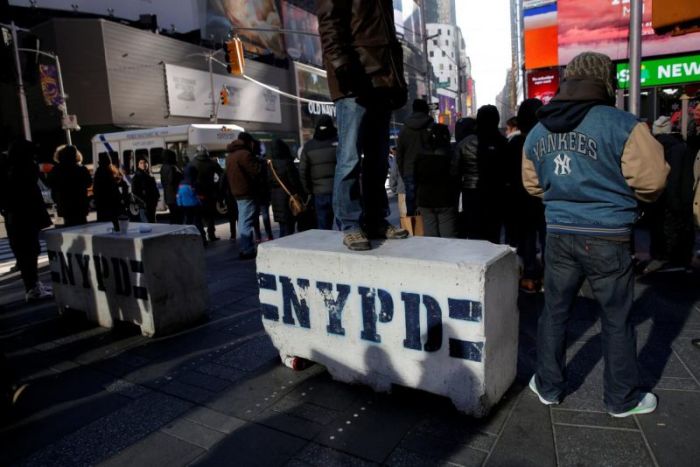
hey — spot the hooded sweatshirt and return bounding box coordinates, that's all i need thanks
[397,111,433,178]
[299,115,338,195]
[522,79,669,237]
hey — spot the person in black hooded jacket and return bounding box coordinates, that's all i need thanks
[505,98,545,292]
[48,145,92,226]
[93,152,124,224]
[299,115,338,230]
[268,139,305,237]
[397,99,434,216]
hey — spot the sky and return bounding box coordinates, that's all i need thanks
[456,0,513,108]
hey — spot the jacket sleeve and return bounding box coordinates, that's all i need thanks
[316,0,353,70]
[521,150,544,198]
[621,123,670,203]
[298,146,312,195]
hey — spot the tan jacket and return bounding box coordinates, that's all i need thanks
[522,122,669,203]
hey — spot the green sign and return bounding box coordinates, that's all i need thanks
[617,54,700,89]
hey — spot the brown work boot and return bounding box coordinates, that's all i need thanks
[343,231,371,251]
[368,223,409,240]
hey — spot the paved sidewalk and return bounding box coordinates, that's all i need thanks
[1,227,699,467]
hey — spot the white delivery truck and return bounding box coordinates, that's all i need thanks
[91,124,244,215]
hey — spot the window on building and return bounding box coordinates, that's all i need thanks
[430,51,434,57]
[438,28,441,34]
[442,51,446,57]
[439,64,444,71]
[448,29,451,36]
[449,64,453,71]
[433,39,437,46]
[445,40,449,46]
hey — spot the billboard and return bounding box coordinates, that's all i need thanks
[281,1,322,67]
[294,63,333,144]
[617,54,700,89]
[164,64,281,123]
[527,69,560,105]
[203,0,286,59]
[524,3,558,70]
[438,92,457,134]
[558,0,700,65]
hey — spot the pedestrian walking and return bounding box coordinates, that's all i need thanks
[317,0,409,250]
[93,152,124,224]
[523,51,669,417]
[177,165,206,244]
[226,132,261,259]
[268,139,305,237]
[0,140,53,301]
[415,124,459,238]
[47,145,92,227]
[160,149,183,224]
[454,117,477,238]
[131,158,160,223]
[253,141,274,242]
[397,99,434,216]
[299,115,339,230]
[189,147,223,242]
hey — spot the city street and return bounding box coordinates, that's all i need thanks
[1,214,699,467]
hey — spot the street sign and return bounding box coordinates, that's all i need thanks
[61,114,79,130]
[617,54,700,88]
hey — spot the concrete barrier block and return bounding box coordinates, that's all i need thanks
[257,230,518,417]
[45,223,208,337]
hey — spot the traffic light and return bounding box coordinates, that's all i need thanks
[220,87,229,106]
[224,36,245,76]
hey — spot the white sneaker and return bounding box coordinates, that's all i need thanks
[25,282,54,302]
[609,392,657,418]
[529,375,559,405]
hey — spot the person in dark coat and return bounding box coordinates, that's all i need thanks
[397,99,434,216]
[226,132,261,259]
[299,115,338,230]
[93,153,124,224]
[646,116,695,272]
[189,148,223,241]
[454,117,478,238]
[131,158,160,223]
[415,124,459,237]
[47,145,92,226]
[252,140,274,242]
[160,149,183,224]
[268,139,305,237]
[0,140,53,301]
[505,98,545,292]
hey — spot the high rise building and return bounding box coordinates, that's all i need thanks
[424,0,457,25]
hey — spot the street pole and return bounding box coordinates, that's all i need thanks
[628,0,642,117]
[420,0,432,104]
[54,54,72,145]
[208,53,217,123]
[11,21,32,141]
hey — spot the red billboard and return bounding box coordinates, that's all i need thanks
[558,0,700,65]
[527,69,560,105]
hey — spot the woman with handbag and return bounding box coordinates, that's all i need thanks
[268,139,306,237]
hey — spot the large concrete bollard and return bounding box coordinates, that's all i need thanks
[257,230,519,417]
[45,223,208,337]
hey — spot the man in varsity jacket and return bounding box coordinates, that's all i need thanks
[522,52,669,418]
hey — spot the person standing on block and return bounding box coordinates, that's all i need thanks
[316,0,409,250]
[522,51,669,417]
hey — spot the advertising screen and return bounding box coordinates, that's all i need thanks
[524,3,558,70]
[204,0,286,59]
[438,93,457,134]
[282,1,322,67]
[558,0,700,65]
[527,69,560,104]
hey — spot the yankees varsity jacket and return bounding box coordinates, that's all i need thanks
[521,79,669,237]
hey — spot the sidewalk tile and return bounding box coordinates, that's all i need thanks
[195,362,249,383]
[636,389,700,467]
[189,423,307,467]
[161,418,227,450]
[551,409,637,430]
[175,370,232,393]
[183,406,247,434]
[292,443,378,467]
[554,425,655,467]
[214,334,279,372]
[98,431,204,467]
[161,380,217,404]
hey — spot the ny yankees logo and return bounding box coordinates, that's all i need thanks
[553,154,571,176]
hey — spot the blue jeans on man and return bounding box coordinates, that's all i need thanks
[236,199,257,256]
[314,193,335,230]
[333,98,391,232]
[535,233,641,413]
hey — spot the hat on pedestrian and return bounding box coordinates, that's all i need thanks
[564,51,614,98]
[412,98,430,114]
[652,116,672,135]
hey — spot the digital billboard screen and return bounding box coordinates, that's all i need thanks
[282,1,323,67]
[558,0,700,65]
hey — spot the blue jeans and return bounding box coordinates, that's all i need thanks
[236,199,257,255]
[333,98,391,232]
[535,233,641,413]
[403,175,417,217]
[314,193,335,230]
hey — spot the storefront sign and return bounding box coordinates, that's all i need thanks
[617,54,700,88]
